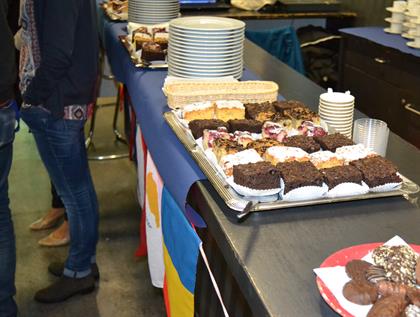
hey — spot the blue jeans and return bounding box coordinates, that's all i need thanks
[21,106,99,278]
[0,103,17,317]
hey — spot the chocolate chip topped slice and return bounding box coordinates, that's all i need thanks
[372,245,418,287]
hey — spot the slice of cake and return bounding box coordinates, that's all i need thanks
[309,151,344,169]
[214,100,245,122]
[273,100,306,114]
[246,139,282,156]
[233,161,280,190]
[152,27,168,49]
[284,106,321,128]
[297,121,328,137]
[335,144,377,163]
[220,149,262,177]
[233,131,255,147]
[212,138,243,163]
[183,101,215,121]
[350,156,402,187]
[141,42,165,62]
[271,112,293,129]
[228,119,263,133]
[276,161,324,194]
[188,119,228,139]
[283,135,321,153]
[264,146,310,165]
[132,27,152,51]
[314,133,354,152]
[321,165,363,189]
[202,127,232,150]
[261,121,288,142]
[244,102,276,121]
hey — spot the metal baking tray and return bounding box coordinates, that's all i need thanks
[100,3,127,22]
[164,111,419,219]
[119,36,168,69]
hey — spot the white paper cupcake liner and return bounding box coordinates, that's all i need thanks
[326,182,369,198]
[226,177,281,197]
[369,182,403,193]
[280,179,328,201]
[369,173,403,193]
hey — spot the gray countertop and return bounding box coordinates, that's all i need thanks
[189,39,420,317]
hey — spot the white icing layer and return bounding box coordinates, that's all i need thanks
[265,146,309,162]
[336,144,376,163]
[220,149,262,176]
[183,101,214,113]
[215,100,245,109]
[309,150,340,165]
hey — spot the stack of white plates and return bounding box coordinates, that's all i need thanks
[168,16,245,79]
[318,89,355,138]
[128,0,179,25]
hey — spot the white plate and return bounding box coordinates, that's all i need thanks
[168,45,243,55]
[384,27,402,34]
[169,36,243,45]
[170,16,245,31]
[170,27,244,36]
[402,32,415,39]
[386,6,406,13]
[169,42,243,52]
[168,63,243,74]
[168,67,243,77]
[168,53,242,63]
[407,41,420,48]
[168,61,243,71]
[319,106,354,113]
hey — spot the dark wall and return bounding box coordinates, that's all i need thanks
[340,0,394,26]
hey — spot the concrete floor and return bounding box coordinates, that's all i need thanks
[8,89,166,316]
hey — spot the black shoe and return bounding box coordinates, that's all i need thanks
[34,275,95,303]
[48,262,100,280]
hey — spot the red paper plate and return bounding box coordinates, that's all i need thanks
[316,242,420,317]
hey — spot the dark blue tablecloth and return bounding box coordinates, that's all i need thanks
[98,15,260,222]
[340,27,420,58]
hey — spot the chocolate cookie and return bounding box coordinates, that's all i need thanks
[343,280,378,305]
[366,266,387,284]
[345,260,372,282]
[367,295,407,317]
[376,281,408,297]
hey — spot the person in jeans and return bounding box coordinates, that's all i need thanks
[30,183,70,247]
[0,0,17,315]
[19,0,100,303]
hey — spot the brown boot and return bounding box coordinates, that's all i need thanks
[29,208,65,231]
[38,220,70,247]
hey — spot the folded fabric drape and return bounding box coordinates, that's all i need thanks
[246,26,305,74]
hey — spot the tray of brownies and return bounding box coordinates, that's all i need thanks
[119,23,168,69]
[163,81,419,215]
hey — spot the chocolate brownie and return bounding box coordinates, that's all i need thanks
[366,266,387,284]
[407,287,420,306]
[376,281,409,297]
[367,295,407,317]
[314,133,354,152]
[283,135,321,153]
[321,165,363,189]
[233,162,280,190]
[246,139,282,156]
[141,42,165,61]
[188,119,228,139]
[273,100,306,114]
[244,102,276,121]
[343,280,378,305]
[276,161,324,194]
[350,156,402,188]
[345,260,372,282]
[227,119,263,133]
[416,258,420,285]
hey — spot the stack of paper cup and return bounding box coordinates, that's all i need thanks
[318,89,355,138]
[403,3,420,39]
[385,1,407,34]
